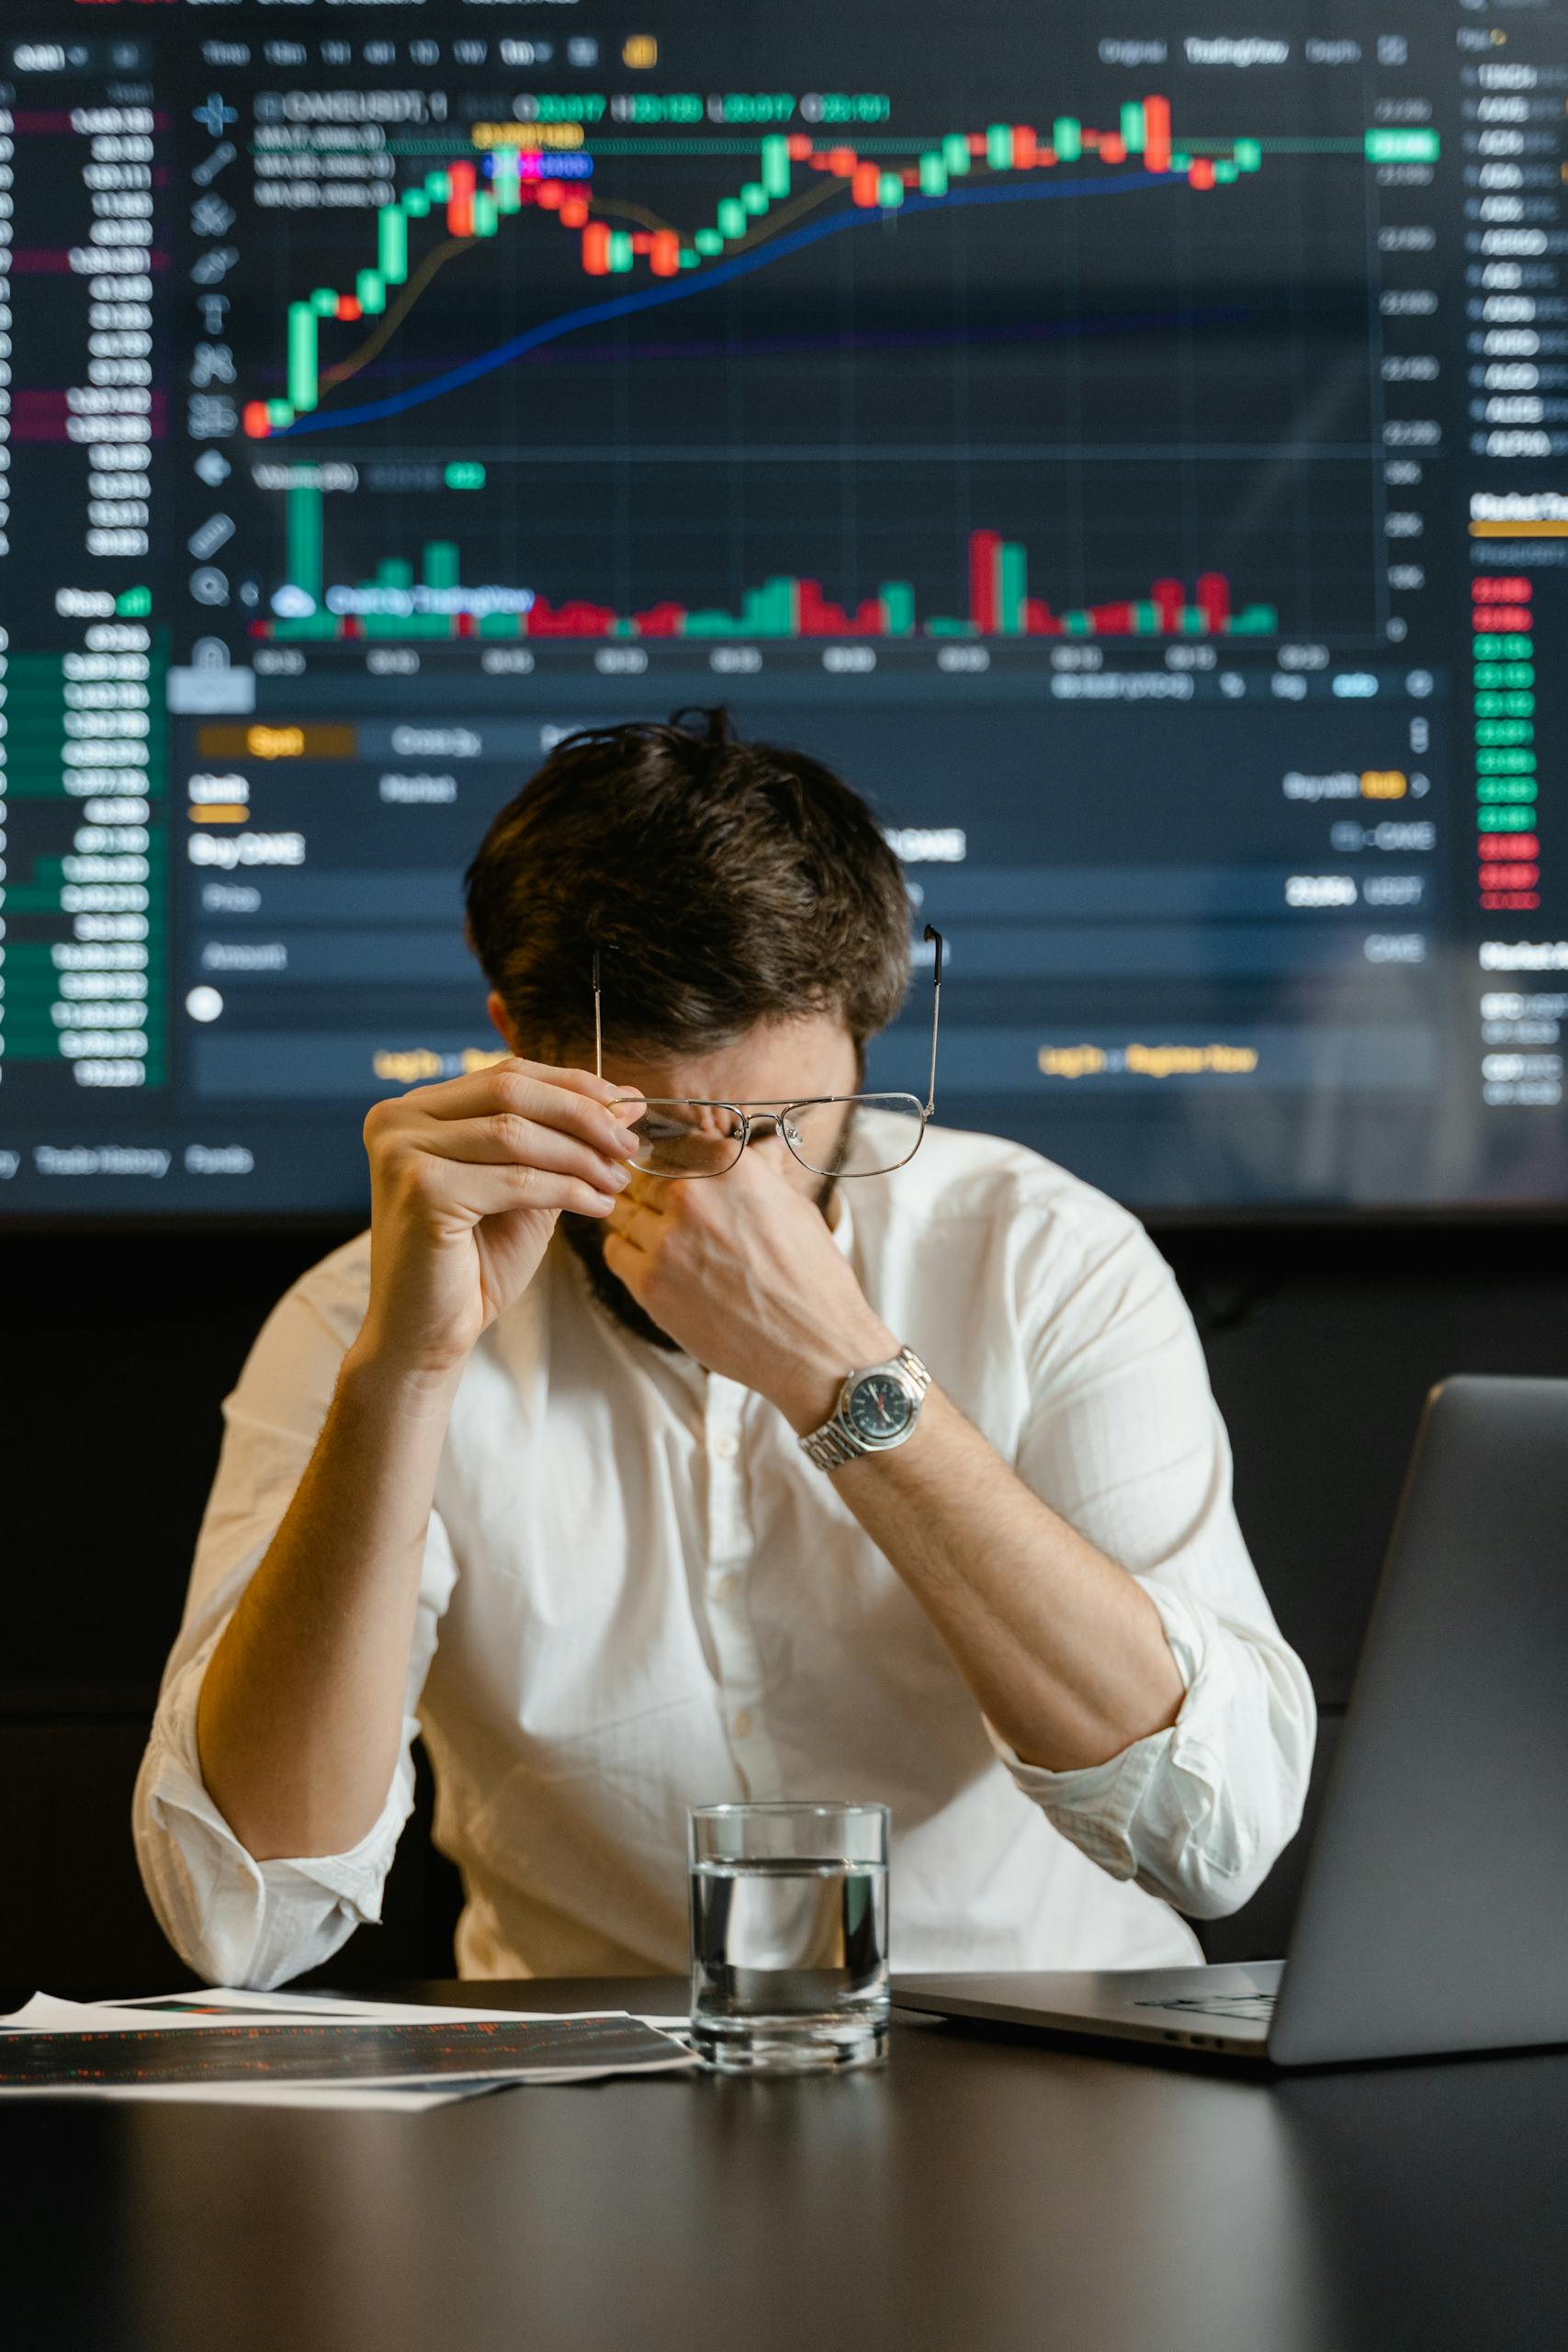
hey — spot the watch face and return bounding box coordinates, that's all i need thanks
[845,1371,914,1444]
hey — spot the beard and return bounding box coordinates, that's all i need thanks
[559,1162,841,1355]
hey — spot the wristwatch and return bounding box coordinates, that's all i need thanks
[799,1345,931,1472]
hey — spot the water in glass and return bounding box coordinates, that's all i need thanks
[688,1804,889,2072]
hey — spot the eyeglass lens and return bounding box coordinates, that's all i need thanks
[615,1095,926,1180]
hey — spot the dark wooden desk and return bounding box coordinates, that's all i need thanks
[5,1978,1565,2352]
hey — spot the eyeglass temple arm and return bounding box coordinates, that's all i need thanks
[592,950,603,1081]
[923,925,943,1118]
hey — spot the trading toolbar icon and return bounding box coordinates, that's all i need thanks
[191,344,235,389]
[186,394,237,438]
[188,514,236,561]
[193,93,238,137]
[193,141,236,188]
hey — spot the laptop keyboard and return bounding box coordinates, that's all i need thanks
[1134,1990,1278,2023]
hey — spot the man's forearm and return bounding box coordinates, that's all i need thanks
[196,1347,459,1861]
[809,1387,1185,1772]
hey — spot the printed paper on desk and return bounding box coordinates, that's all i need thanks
[0,1991,695,2103]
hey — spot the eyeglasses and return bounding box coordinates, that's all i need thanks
[592,926,944,1182]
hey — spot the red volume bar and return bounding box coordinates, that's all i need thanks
[1196,571,1230,632]
[969,529,1001,635]
[1152,577,1184,633]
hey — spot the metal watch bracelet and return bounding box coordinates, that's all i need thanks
[799,1346,931,1472]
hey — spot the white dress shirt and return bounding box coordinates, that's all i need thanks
[134,1119,1314,1990]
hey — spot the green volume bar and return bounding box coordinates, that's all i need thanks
[286,481,322,599]
[287,302,318,413]
[997,540,1027,635]
[378,204,409,284]
[881,582,916,637]
[365,613,452,639]
[423,540,459,590]
[745,578,796,635]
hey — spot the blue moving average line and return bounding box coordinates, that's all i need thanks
[276,171,1187,437]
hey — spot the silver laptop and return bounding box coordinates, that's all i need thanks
[894,1376,1568,2068]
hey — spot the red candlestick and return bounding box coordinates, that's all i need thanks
[446,161,476,237]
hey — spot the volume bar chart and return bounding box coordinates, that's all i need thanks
[261,522,1277,643]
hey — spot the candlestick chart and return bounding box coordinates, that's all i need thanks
[235,83,1388,648]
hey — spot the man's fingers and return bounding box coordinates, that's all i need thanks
[620,1168,671,1214]
[603,1229,646,1280]
[427,1159,618,1220]
[604,1195,658,1249]
[479,1066,647,1154]
[488,1056,632,1107]
[377,1064,645,1159]
[410,1112,631,1193]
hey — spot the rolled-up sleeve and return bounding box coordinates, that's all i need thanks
[132,1269,456,1987]
[995,1217,1315,1920]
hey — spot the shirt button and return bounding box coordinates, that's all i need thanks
[716,1572,739,1601]
[733,1709,755,1738]
[711,1431,739,1461]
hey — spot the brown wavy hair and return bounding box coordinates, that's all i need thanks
[464,708,911,1060]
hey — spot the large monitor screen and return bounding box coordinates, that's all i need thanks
[1,0,1564,1216]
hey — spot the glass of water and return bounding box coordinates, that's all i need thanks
[688,1800,890,2074]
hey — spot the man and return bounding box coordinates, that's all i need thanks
[135,711,1313,1988]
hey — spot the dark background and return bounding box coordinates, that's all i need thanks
[5,1216,1562,1992]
